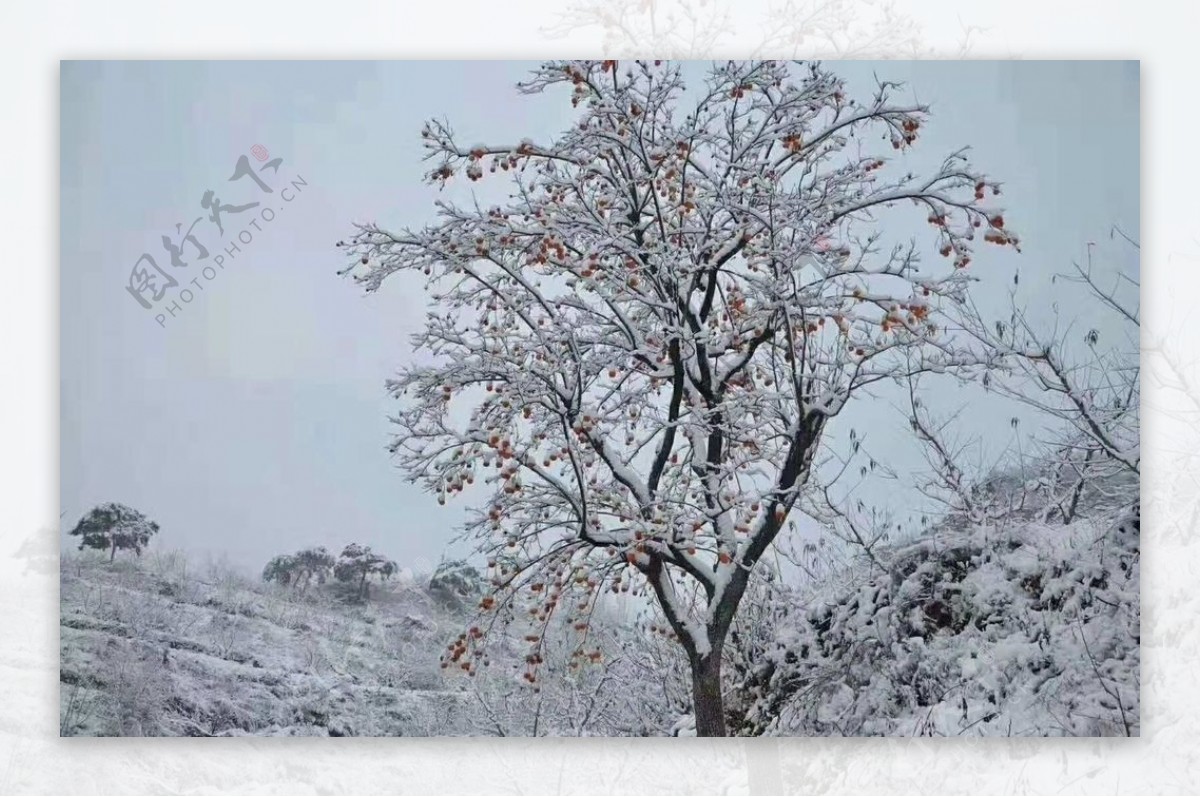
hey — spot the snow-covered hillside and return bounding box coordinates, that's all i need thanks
[60,554,478,736]
[59,550,674,737]
[61,484,1138,737]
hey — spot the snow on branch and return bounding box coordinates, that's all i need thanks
[339,60,1018,732]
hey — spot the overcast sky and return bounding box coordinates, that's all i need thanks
[60,60,1138,574]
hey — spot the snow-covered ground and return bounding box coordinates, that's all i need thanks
[60,554,479,736]
[60,481,1138,737]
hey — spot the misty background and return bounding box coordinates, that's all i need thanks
[60,60,1138,575]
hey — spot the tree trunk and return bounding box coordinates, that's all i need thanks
[359,570,368,600]
[109,540,117,562]
[691,650,726,737]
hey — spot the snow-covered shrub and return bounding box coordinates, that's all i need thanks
[98,640,174,736]
[733,500,1139,737]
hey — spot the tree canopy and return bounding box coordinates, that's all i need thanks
[334,543,398,600]
[69,502,160,561]
[262,546,336,591]
[341,59,1019,735]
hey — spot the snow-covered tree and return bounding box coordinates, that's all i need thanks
[69,502,160,562]
[262,553,298,585]
[428,559,485,606]
[985,231,1139,524]
[333,543,397,600]
[341,59,1018,735]
[294,546,336,592]
[262,546,336,592]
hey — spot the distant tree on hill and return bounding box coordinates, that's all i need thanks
[262,553,298,585]
[293,546,336,591]
[69,503,160,562]
[334,543,397,600]
[261,546,336,593]
[428,559,484,607]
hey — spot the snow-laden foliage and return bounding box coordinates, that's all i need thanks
[339,58,1018,735]
[427,559,485,607]
[261,554,297,584]
[262,546,335,592]
[982,232,1140,524]
[727,489,1139,737]
[68,502,160,562]
[333,543,398,601]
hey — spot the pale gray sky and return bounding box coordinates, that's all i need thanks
[61,61,1138,574]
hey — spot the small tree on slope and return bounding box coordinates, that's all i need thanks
[293,546,337,592]
[334,543,397,601]
[69,502,160,562]
[340,60,1018,735]
[428,559,485,607]
[262,553,299,585]
[263,547,338,592]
